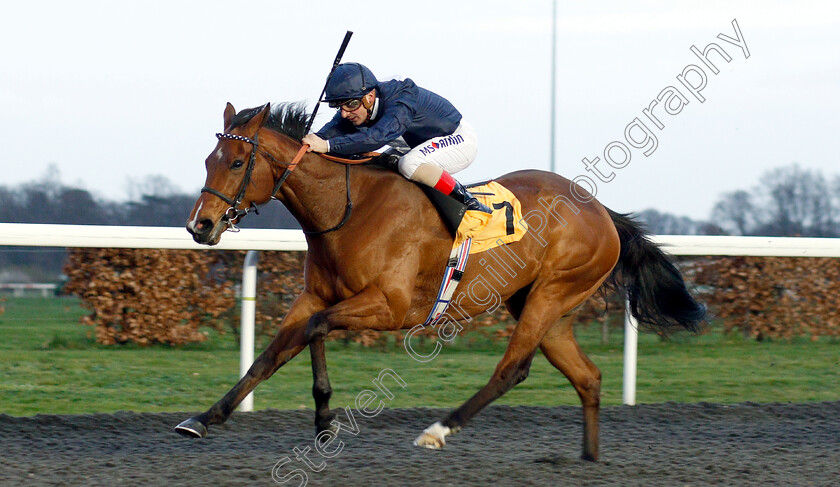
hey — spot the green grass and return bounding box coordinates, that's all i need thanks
[0,296,838,416]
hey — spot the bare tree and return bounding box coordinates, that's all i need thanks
[752,164,835,237]
[709,164,839,237]
[637,209,704,235]
[125,174,184,201]
[711,190,754,235]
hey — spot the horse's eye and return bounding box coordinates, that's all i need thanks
[231,160,245,169]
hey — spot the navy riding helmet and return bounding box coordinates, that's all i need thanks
[323,63,378,102]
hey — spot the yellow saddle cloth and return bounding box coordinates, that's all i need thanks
[455,181,528,255]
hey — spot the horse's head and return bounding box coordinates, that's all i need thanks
[187,103,279,245]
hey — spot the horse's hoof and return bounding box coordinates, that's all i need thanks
[413,422,450,450]
[174,417,208,438]
[316,421,340,435]
[315,411,338,435]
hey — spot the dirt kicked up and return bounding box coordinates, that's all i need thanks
[1,401,838,486]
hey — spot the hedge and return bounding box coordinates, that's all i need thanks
[64,249,840,345]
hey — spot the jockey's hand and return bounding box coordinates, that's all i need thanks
[302,134,328,153]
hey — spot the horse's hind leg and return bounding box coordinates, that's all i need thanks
[539,312,601,461]
[414,284,583,449]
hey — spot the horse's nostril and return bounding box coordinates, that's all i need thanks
[197,219,213,232]
[187,219,214,237]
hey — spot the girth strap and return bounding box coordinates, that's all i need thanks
[302,164,353,236]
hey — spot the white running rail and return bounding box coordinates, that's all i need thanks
[3,224,840,408]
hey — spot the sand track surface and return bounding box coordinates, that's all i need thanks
[1,402,838,486]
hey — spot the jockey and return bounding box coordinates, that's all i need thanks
[302,62,491,214]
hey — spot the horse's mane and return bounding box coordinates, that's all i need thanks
[229,102,310,142]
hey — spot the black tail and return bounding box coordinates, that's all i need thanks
[606,209,706,334]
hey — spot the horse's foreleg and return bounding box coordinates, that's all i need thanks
[305,285,403,433]
[539,313,601,461]
[174,292,325,438]
[306,318,335,433]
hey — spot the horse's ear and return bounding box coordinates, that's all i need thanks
[223,102,236,129]
[244,103,271,134]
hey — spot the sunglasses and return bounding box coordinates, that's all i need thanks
[328,98,363,111]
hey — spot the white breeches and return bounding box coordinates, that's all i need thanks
[397,121,478,179]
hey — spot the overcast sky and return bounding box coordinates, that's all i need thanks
[2,1,838,220]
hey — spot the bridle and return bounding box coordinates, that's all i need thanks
[200,132,262,229]
[200,131,353,236]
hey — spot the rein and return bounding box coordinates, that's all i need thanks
[201,133,355,235]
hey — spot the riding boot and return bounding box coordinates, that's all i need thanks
[449,181,492,214]
[432,170,492,214]
[372,152,401,171]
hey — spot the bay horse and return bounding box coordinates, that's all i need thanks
[178,102,705,461]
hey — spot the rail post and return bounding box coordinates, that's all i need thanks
[623,296,638,406]
[238,250,259,411]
